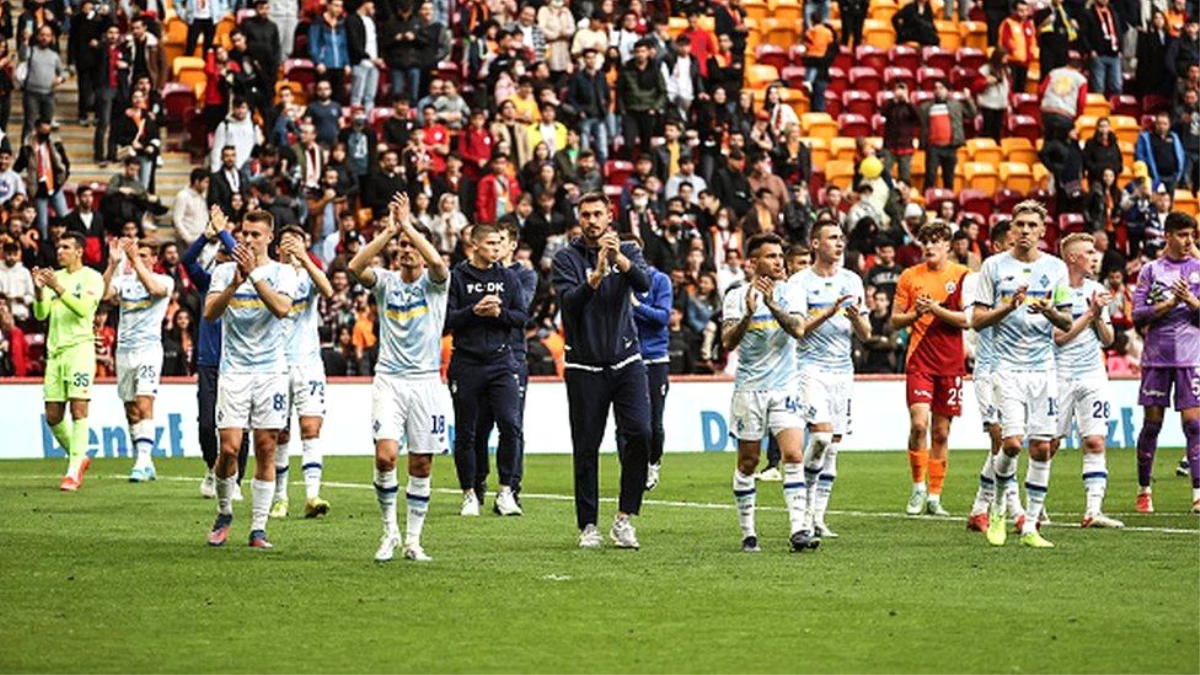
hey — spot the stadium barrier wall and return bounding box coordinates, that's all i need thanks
[0,376,1182,460]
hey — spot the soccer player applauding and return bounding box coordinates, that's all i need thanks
[971,201,1073,548]
[1131,212,1200,514]
[349,194,451,562]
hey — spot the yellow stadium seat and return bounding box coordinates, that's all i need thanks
[1000,162,1034,194]
[761,18,798,48]
[1111,115,1142,145]
[1001,138,1037,166]
[909,152,927,191]
[1082,93,1111,118]
[966,138,1002,166]
[830,137,858,163]
[824,160,856,188]
[804,137,830,167]
[1119,140,1134,170]
[1033,163,1051,189]
[214,14,237,50]
[668,17,688,37]
[863,19,895,49]
[778,87,807,117]
[774,0,804,25]
[935,20,961,50]
[744,18,762,51]
[871,0,898,23]
[744,0,770,21]
[745,64,780,89]
[801,112,838,140]
[1075,115,1098,139]
[1175,190,1199,217]
[699,15,715,32]
[959,21,987,49]
[165,18,188,46]
[173,56,206,88]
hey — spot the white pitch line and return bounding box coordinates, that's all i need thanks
[3,473,1197,535]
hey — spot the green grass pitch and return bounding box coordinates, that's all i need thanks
[1,449,1197,674]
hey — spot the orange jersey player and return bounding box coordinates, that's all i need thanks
[890,221,970,516]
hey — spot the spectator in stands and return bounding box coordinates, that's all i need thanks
[0,297,28,376]
[347,0,383,113]
[918,80,973,191]
[1085,166,1122,232]
[1035,0,1079,77]
[970,48,1010,143]
[310,0,352,96]
[1133,11,1172,97]
[201,47,239,132]
[892,0,939,46]
[242,0,280,89]
[566,49,611,167]
[1041,127,1087,214]
[799,22,835,112]
[93,25,124,165]
[15,118,69,237]
[127,16,166,89]
[113,89,162,190]
[618,39,667,156]
[539,0,575,78]
[1175,89,1199,192]
[207,144,251,218]
[21,26,66,142]
[60,186,106,265]
[1081,118,1124,187]
[840,0,868,46]
[1135,111,1186,193]
[866,236,903,298]
[1080,0,1124,96]
[663,34,702,119]
[173,169,210,244]
[1039,56,1088,142]
[860,289,898,373]
[68,0,109,128]
[307,80,344,148]
[999,0,1037,93]
[0,241,34,321]
[175,0,226,56]
[105,156,162,227]
[880,83,921,185]
[0,149,25,206]
[1165,19,1199,84]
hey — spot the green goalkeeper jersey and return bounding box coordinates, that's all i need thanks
[34,266,105,357]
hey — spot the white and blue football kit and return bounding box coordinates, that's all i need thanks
[964,272,999,428]
[973,251,1070,439]
[723,281,804,440]
[788,268,866,436]
[209,261,297,430]
[1055,278,1113,440]
[283,270,327,419]
[113,271,174,402]
[370,268,453,455]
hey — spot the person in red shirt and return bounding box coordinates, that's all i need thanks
[459,109,494,180]
[998,0,1037,93]
[0,299,29,376]
[476,154,521,224]
[681,9,716,77]
[889,221,971,516]
[419,104,451,175]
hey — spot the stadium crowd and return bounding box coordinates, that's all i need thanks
[0,0,1196,380]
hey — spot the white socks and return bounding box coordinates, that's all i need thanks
[1023,459,1052,534]
[250,479,273,532]
[812,444,838,524]
[782,463,808,535]
[406,476,431,546]
[1082,452,1107,516]
[275,442,290,501]
[971,452,997,516]
[991,452,1018,512]
[302,438,323,500]
[216,476,236,516]
[131,420,154,468]
[375,468,399,535]
[733,470,756,538]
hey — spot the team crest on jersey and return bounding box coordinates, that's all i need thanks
[1038,274,1050,288]
[1190,272,1200,284]
[944,281,957,294]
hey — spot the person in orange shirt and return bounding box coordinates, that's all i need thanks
[999,0,1038,93]
[890,221,971,516]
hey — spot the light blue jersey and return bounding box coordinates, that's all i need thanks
[788,267,866,373]
[974,251,1070,372]
[1055,278,1110,379]
[209,261,297,374]
[964,272,996,374]
[114,272,174,353]
[723,281,800,392]
[284,269,323,366]
[372,268,449,376]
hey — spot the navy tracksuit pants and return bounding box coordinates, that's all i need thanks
[473,360,529,499]
[616,361,669,465]
[565,360,651,530]
[449,355,523,492]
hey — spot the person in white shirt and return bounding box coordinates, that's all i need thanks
[665,153,707,204]
[0,242,35,321]
[0,148,27,206]
[173,168,211,244]
[208,99,261,172]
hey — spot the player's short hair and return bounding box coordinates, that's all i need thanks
[578,191,609,211]
[61,231,86,250]
[1164,211,1198,234]
[140,239,160,253]
[472,223,501,241]
[917,221,953,244]
[499,219,520,243]
[190,168,209,184]
[279,224,307,240]
[787,243,810,258]
[1011,200,1048,221]
[746,232,784,258]
[811,220,841,242]
[243,209,275,231]
[1059,232,1095,256]
[989,219,1011,244]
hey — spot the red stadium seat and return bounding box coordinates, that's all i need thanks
[875,90,896,107]
[781,65,807,90]
[854,45,888,72]
[849,67,883,97]
[1059,213,1087,235]
[162,82,197,131]
[916,67,946,92]
[958,188,993,218]
[788,44,807,66]
[883,66,915,90]
[826,67,848,97]
[842,90,874,116]
[283,58,318,91]
[236,8,255,23]
[437,61,463,86]
[921,46,954,73]
[1007,114,1041,142]
[924,188,956,210]
[994,188,1024,214]
[956,47,986,71]
[1109,94,1140,117]
[910,90,934,107]
[833,45,854,72]
[837,113,871,138]
[1012,92,1040,118]
[889,45,920,71]
[950,67,973,92]
[369,107,393,138]
[871,113,887,134]
[605,160,634,186]
[823,90,844,117]
[755,44,789,72]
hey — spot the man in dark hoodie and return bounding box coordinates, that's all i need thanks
[551,191,652,550]
[446,223,528,519]
[618,38,668,156]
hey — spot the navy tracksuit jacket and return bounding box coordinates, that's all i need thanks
[551,238,653,529]
[446,260,528,492]
[618,266,672,466]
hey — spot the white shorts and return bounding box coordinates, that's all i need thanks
[974,370,999,428]
[116,346,162,402]
[372,374,453,455]
[288,362,327,419]
[1057,375,1112,440]
[216,372,289,431]
[730,389,805,441]
[799,369,853,436]
[995,371,1058,440]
